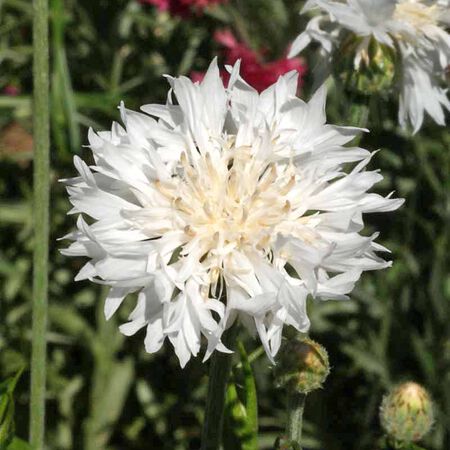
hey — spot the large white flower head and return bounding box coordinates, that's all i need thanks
[62,59,403,367]
[290,0,450,133]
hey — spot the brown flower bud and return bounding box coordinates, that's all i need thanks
[274,337,330,394]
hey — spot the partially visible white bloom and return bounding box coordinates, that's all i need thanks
[400,49,450,130]
[290,0,450,133]
[62,59,403,367]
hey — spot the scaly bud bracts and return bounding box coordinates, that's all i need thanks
[380,382,434,443]
[336,36,396,95]
[274,337,330,394]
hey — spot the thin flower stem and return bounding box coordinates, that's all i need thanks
[30,0,50,447]
[235,344,265,369]
[286,391,306,447]
[201,326,238,450]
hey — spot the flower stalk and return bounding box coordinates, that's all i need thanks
[30,0,50,447]
[274,337,330,450]
[201,326,238,450]
[286,391,306,446]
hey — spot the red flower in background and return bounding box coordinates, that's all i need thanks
[192,30,307,93]
[140,0,226,17]
[2,85,20,96]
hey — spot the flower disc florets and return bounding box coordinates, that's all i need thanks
[155,146,297,276]
[62,59,402,367]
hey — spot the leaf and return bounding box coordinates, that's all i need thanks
[0,203,30,225]
[84,298,134,450]
[49,304,95,343]
[223,341,258,450]
[51,0,81,154]
[84,358,134,450]
[410,332,436,383]
[237,341,258,438]
[177,29,205,76]
[5,438,32,450]
[0,369,24,450]
[341,343,388,382]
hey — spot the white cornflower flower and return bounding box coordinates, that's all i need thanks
[62,59,403,367]
[290,0,450,133]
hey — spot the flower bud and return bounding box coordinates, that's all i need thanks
[335,36,396,95]
[380,382,434,443]
[274,337,330,394]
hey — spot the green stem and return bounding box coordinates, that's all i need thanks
[286,391,306,447]
[201,327,238,450]
[30,0,50,448]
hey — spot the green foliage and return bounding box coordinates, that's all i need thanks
[378,435,428,450]
[223,342,258,450]
[0,369,25,449]
[6,438,32,450]
[1,0,449,449]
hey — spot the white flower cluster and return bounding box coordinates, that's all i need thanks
[63,60,403,367]
[290,0,450,133]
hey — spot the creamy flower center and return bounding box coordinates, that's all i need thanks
[155,145,297,261]
[394,2,438,30]
[146,143,307,292]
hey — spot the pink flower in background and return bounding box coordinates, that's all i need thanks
[2,85,20,96]
[140,0,226,17]
[190,71,208,83]
[192,30,307,92]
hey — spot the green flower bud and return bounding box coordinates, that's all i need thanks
[380,382,434,443]
[274,337,330,394]
[335,35,397,95]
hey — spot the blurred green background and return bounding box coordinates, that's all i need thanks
[0,0,449,449]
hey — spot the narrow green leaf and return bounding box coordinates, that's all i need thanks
[84,358,134,450]
[223,342,258,450]
[51,0,80,153]
[237,341,258,439]
[6,438,32,450]
[49,305,95,343]
[177,29,205,76]
[0,369,24,449]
